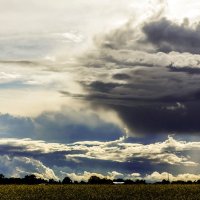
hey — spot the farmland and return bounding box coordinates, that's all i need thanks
[0,184,199,200]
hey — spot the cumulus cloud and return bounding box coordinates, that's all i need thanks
[0,136,199,167]
[0,155,58,180]
[68,136,198,166]
[0,136,198,180]
[64,171,124,182]
[62,170,200,182]
[145,171,200,182]
[143,18,200,54]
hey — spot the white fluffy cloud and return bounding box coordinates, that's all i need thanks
[145,171,200,182]
[0,136,199,181]
[65,171,134,182]
[63,170,200,182]
[0,155,58,180]
[0,136,199,166]
[68,136,199,166]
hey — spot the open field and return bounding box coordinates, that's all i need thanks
[0,185,199,200]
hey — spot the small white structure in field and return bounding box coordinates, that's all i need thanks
[113,181,124,184]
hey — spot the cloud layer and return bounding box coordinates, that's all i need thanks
[0,136,199,181]
[72,16,200,136]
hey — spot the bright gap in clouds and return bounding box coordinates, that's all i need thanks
[167,0,200,21]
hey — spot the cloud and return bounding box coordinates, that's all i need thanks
[68,136,198,166]
[0,136,198,180]
[143,18,200,54]
[64,171,124,182]
[63,170,200,182]
[0,0,139,63]
[0,136,198,167]
[71,16,200,136]
[3,149,200,182]
[64,170,200,182]
[0,32,85,61]
[2,1,200,137]
[0,155,58,180]
[145,171,200,182]
[0,109,123,142]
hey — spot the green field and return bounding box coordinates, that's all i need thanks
[0,184,199,200]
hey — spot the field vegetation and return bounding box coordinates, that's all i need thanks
[0,184,199,200]
[0,174,199,199]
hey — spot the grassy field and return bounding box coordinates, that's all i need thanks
[0,184,199,200]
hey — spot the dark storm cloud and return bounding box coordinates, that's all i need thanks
[169,66,200,74]
[112,73,131,80]
[111,102,200,135]
[73,17,200,136]
[88,81,123,93]
[81,71,200,134]
[143,18,200,54]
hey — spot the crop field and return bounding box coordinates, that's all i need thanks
[0,184,199,200]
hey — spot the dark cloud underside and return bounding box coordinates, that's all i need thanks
[72,17,200,136]
[143,18,200,54]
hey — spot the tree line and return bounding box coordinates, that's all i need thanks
[0,174,145,185]
[0,174,199,185]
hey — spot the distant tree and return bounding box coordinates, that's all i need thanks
[161,179,170,184]
[24,174,37,184]
[124,179,134,184]
[49,179,58,184]
[135,179,146,184]
[80,181,86,184]
[0,174,4,179]
[9,178,22,184]
[113,178,124,183]
[88,176,102,184]
[171,180,186,184]
[0,174,5,184]
[88,176,112,184]
[101,178,113,184]
[187,180,193,184]
[62,177,72,184]
[24,174,37,180]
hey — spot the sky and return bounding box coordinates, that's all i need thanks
[1,0,200,182]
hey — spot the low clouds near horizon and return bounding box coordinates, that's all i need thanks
[0,136,200,182]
